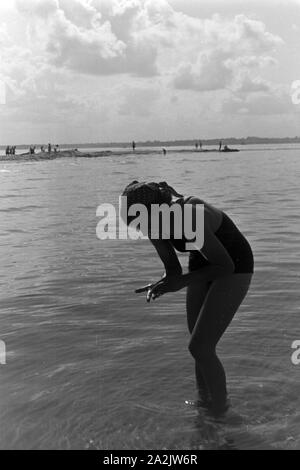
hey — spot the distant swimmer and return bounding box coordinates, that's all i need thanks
[199,141,202,150]
[5,146,10,156]
[132,141,136,152]
[162,148,167,155]
[219,141,222,151]
[121,181,254,416]
[48,143,52,153]
[195,142,199,150]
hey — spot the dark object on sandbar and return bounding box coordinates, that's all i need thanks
[222,145,240,153]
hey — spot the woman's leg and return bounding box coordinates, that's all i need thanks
[186,281,211,403]
[188,273,252,413]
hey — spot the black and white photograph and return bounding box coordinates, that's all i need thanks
[0,0,299,452]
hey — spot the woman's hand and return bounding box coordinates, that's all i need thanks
[135,275,166,302]
[147,275,182,302]
[135,274,183,302]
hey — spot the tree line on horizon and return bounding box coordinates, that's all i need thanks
[1,136,300,150]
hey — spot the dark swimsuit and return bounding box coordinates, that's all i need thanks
[170,199,254,274]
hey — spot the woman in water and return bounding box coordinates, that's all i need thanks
[121,181,254,415]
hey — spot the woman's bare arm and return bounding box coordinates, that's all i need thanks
[148,224,235,299]
[149,238,182,276]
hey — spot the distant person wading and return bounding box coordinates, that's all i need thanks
[121,181,254,416]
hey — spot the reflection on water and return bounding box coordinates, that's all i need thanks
[0,146,299,449]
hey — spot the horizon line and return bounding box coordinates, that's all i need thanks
[1,135,300,148]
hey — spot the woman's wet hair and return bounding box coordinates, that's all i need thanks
[122,180,183,207]
[121,180,183,226]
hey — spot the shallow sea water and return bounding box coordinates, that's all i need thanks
[0,145,299,449]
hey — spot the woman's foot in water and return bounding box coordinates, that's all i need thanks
[197,387,212,409]
[185,390,212,410]
[208,398,231,418]
[185,398,211,410]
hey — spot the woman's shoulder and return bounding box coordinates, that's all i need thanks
[182,196,223,232]
[181,195,205,205]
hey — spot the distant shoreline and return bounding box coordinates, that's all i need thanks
[2,144,300,162]
[1,137,300,151]
[0,148,238,162]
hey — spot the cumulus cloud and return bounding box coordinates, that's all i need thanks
[173,14,283,92]
[222,87,293,116]
[46,10,129,72]
[13,1,283,83]
[0,0,295,142]
[174,52,234,92]
[14,0,166,77]
[227,55,277,69]
[233,75,273,94]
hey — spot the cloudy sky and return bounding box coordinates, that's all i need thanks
[0,0,300,144]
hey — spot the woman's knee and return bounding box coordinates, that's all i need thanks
[186,282,210,334]
[188,339,215,362]
[187,317,197,335]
